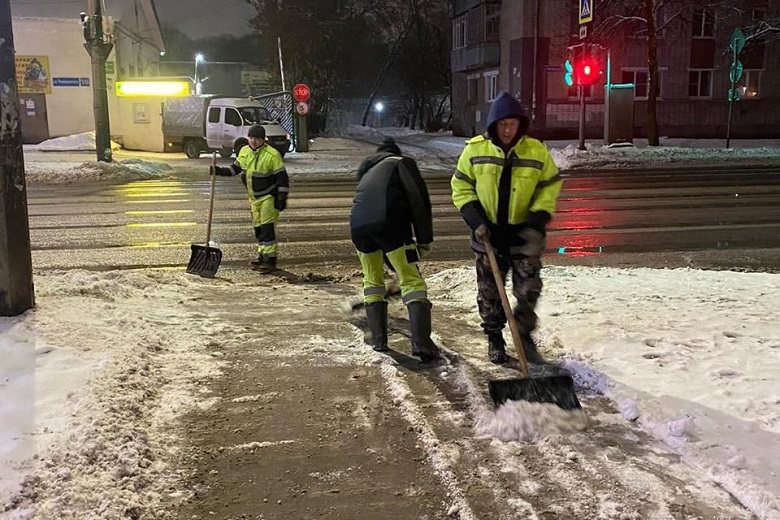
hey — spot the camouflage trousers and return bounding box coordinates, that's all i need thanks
[475,252,543,335]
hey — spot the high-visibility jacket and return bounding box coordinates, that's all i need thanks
[451,134,562,250]
[231,144,289,202]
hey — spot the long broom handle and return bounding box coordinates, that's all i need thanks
[205,152,217,248]
[484,237,530,376]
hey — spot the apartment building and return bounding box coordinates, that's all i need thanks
[451,0,780,139]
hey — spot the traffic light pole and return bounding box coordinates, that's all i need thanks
[577,45,587,151]
[578,85,586,150]
[725,45,737,149]
[85,0,113,162]
[0,0,35,315]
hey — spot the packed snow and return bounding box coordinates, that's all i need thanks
[427,265,780,519]
[18,128,780,186]
[3,129,780,518]
[2,265,779,518]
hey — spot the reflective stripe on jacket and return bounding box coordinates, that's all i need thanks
[451,134,561,225]
[235,144,288,201]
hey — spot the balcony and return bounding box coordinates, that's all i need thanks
[455,0,483,15]
[451,42,500,72]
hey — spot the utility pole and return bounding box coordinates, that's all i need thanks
[0,0,35,316]
[82,0,113,162]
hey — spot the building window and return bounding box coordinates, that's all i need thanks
[688,70,712,97]
[485,71,498,101]
[692,9,714,38]
[467,74,480,103]
[738,70,762,98]
[485,3,500,41]
[622,70,648,98]
[453,16,467,49]
[568,84,593,98]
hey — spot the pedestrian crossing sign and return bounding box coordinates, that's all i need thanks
[579,0,593,24]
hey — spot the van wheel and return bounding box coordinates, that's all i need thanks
[218,147,233,158]
[233,138,248,156]
[184,139,201,159]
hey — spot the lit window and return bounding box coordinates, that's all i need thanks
[453,16,468,49]
[485,71,498,101]
[737,70,761,98]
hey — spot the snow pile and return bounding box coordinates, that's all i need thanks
[24,158,172,184]
[550,141,780,170]
[475,401,589,442]
[426,264,780,519]
[26,132,121,152]
[1,270,223,518]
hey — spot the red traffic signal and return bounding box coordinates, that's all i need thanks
[573,56,601,86]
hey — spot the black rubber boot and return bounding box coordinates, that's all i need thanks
[255,256,277,273]
[407,300,440,362]
[249,252,264,267]
[365,301,388,352]
[521,333,545,365]
[488,331,508,364]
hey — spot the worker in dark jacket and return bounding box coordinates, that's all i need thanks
[350,138,440,362]
[451,92,562,364]
[211,124,289,273]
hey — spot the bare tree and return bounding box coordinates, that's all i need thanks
[591,0,689,146]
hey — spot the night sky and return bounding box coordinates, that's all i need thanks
[10,0,255,39]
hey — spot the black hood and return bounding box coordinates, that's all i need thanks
[357,138,403,179]
[357,151,399,179]
[486,92,530,149]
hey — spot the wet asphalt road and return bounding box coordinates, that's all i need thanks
[26,164,780,272]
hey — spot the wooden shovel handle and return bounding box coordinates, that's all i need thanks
[484,237,530,376]
[205,152,217,247]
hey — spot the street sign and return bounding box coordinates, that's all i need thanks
[730,27,746,55]
[729,60,744,84]
[579,0,593,24]
[579,25,588,39]
[728,88,741,102]
[295,101,309,116]
[292,83,311,103]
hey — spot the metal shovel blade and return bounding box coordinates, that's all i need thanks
[186,244,222,278]
[489,374,581,410]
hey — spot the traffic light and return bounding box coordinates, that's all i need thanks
[564,59,574,86]
[573,55,601,86]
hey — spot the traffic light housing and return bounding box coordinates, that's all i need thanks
[573,55,601,86]
[564,59,574,86]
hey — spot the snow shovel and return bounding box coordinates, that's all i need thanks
[186,153,222,278]
[483,237,581,410]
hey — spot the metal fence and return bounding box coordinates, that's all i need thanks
[250,91,296,150]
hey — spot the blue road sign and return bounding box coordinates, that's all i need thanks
[579,0,593,24]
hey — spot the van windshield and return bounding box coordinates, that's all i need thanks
[238,107,274,125]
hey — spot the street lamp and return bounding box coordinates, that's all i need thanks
[194,53,204,95]
[374,101,384,127]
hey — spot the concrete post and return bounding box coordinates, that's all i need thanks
[0,0,35,316]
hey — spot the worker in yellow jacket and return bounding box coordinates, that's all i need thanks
[211,124,289,273]
[451,92,562,364]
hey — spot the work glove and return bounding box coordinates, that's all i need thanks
[210,165,232,176]
[274,194,288,211]
[475,224,491,243]
[517,228,546,257]
[417,243,432,259]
